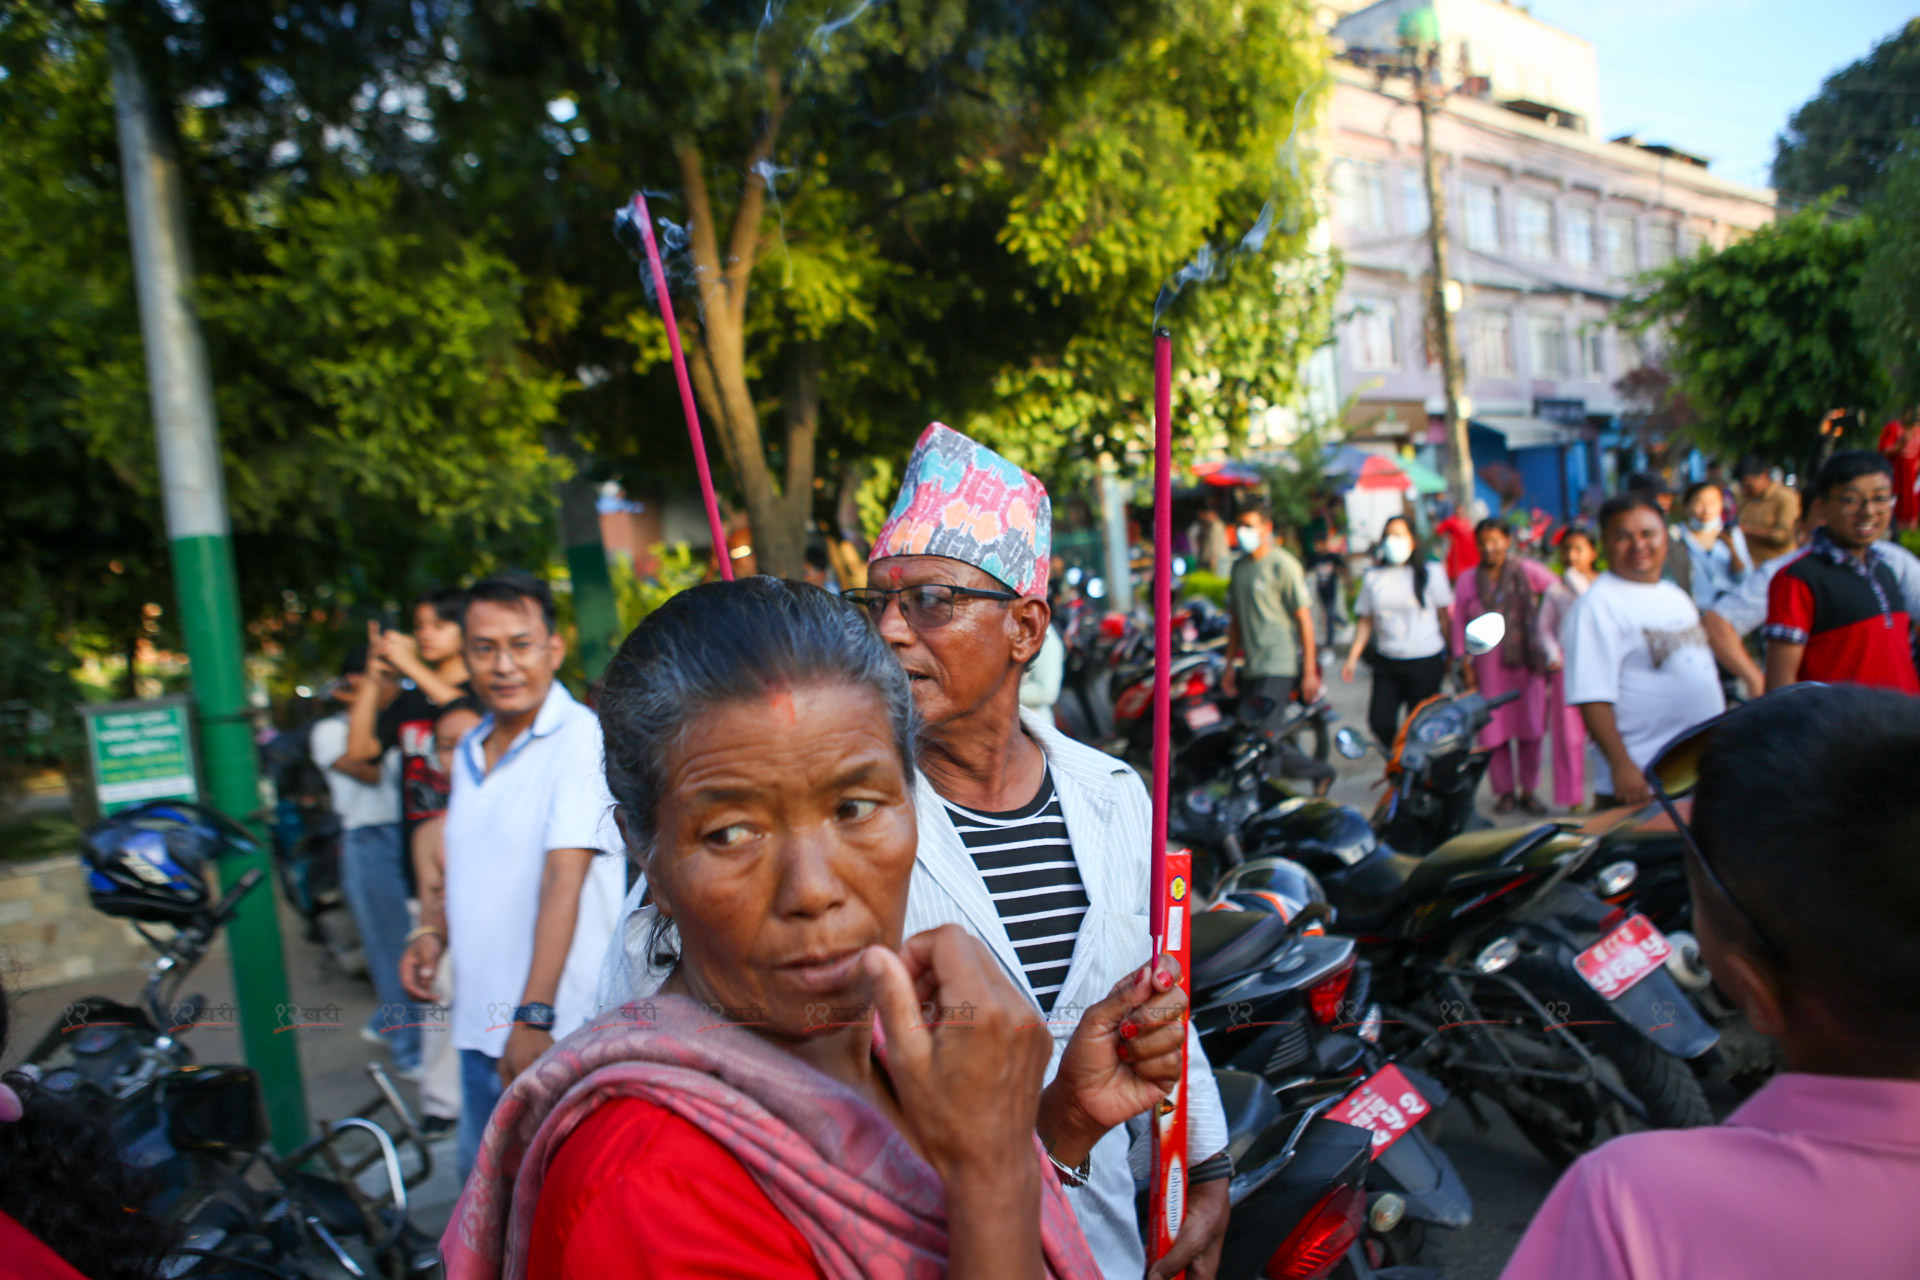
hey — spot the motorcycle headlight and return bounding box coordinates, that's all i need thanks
[1594,860,1638,897]
[1474,936,1520,975]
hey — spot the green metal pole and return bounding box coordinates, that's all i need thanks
[111,24,307,1152]
[560,478,621,680]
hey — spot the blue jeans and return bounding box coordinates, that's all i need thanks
[458,1049,504,1181]
[340,822,421,1069]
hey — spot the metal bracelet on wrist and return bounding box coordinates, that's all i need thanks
[1045,1147,1092,1188]
[511,1002,556,1032]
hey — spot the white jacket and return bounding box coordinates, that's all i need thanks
[595,708,1227,1277]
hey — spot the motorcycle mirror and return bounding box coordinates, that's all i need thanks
[1334,726,1370,760]
[1463,612,1506,656]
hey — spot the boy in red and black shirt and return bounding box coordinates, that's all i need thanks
[1764,451,1919,693]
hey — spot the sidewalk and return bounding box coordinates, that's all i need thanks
[2,895,466,1238]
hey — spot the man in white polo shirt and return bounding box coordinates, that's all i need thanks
[399,574,624,1178]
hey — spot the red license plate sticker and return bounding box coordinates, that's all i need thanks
[1325,1062,1430,1157]
[1183,702,1223,730]
[1574,914,1673,999]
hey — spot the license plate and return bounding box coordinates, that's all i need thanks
[1183,702,1223,730]
[1325,1063,1430,1157]
[1574,914,1673,999]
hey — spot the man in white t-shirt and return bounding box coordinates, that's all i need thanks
[309,648,421,1074]
[1563,493,1725,808]
[397,575,625,1178]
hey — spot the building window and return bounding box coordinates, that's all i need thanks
[1467,310,1514,378]
[1605,214,1638,275]
[1339,161,1389,234]
[1528,315,1568,379]
[1516,194,1555,261]
[1462,182,1502,252]
[1581,326,1607,379]
[1563,206,1595,268]
[1399,169,1428,233]
[1347,298,1402,372]
[1648,221,1679,266]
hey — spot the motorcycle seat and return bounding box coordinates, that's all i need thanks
[1325,850,1427,932]
[1213,1069,1282,1168]
[1191,909,1293,990]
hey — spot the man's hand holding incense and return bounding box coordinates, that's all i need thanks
[1038,954,1189,1168]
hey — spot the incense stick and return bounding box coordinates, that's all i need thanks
[628,192,734,581]
[1150,326,1174,951]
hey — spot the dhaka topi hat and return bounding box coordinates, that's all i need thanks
[869,423,1052,598]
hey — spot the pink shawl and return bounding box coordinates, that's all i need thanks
[441,995,1102,1280]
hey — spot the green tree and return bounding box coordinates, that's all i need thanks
[1619,205,1882,463]
[1773,18,1920,209]
[1854,146,1920,414]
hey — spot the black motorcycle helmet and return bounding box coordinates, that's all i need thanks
[83,801,259,925]
[1214,857,1328,923]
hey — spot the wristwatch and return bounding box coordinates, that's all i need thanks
[1046,1147,1092,1188]
[511,1002,556,1032]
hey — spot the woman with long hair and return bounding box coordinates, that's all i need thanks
[1340,514,1454,749]
[1452,520,1561,814]
[446,578,1185,1280]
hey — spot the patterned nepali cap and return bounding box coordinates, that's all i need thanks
[869,423,1052,597]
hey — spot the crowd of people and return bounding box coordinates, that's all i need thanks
[3,426,1918,1280]
[1221,448,1920,816]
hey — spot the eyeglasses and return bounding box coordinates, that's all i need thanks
[1644,685,1827,961]
[843,583,1018,630]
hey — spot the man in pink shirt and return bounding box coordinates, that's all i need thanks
[1502,684,1920,1280]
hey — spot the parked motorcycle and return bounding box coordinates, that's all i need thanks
[1187,881,1471,1272]
[1138,1067,1427,1280]
[24,801,437,1278]
[1329,624,1776,1107]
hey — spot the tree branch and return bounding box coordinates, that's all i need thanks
[725,71,788,333]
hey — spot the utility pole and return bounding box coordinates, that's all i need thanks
[1401,11,1477,516]
[109,23,308,1151]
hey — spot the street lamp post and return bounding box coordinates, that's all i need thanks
[1397,8,1477,516]
[109,24,307,1151]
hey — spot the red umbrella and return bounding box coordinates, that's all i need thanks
[1353,454,1413,491]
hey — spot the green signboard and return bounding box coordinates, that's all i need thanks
[80,697,201,814]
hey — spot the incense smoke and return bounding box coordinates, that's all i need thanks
[1150,75,1327,327]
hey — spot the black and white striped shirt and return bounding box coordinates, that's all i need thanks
[943,769,1088,1012]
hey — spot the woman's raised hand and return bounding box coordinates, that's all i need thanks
[865,926,1053,1280]
[863,925,1054,1184]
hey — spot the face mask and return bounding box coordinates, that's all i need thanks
[1236,526,1263,554]
[1382,535,1413,564]
[1687,517,1722,536]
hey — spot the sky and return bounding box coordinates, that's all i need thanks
[1522,0,1914,190]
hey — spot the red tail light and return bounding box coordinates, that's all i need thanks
[1183,672,1210,699]
[1306,958,1354,1026]
[1099,614,1127,640]
[1265,1183,1364,1279]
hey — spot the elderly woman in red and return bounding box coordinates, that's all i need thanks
[444,578,1189,1280]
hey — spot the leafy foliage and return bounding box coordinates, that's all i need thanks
[1618,205,1882,463]
[1854,148,1920,414]
[1773,18,1920,210]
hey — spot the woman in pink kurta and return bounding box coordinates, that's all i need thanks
[1452,521,1558,814]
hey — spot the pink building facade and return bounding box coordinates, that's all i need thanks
[1320,7,1775,517]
